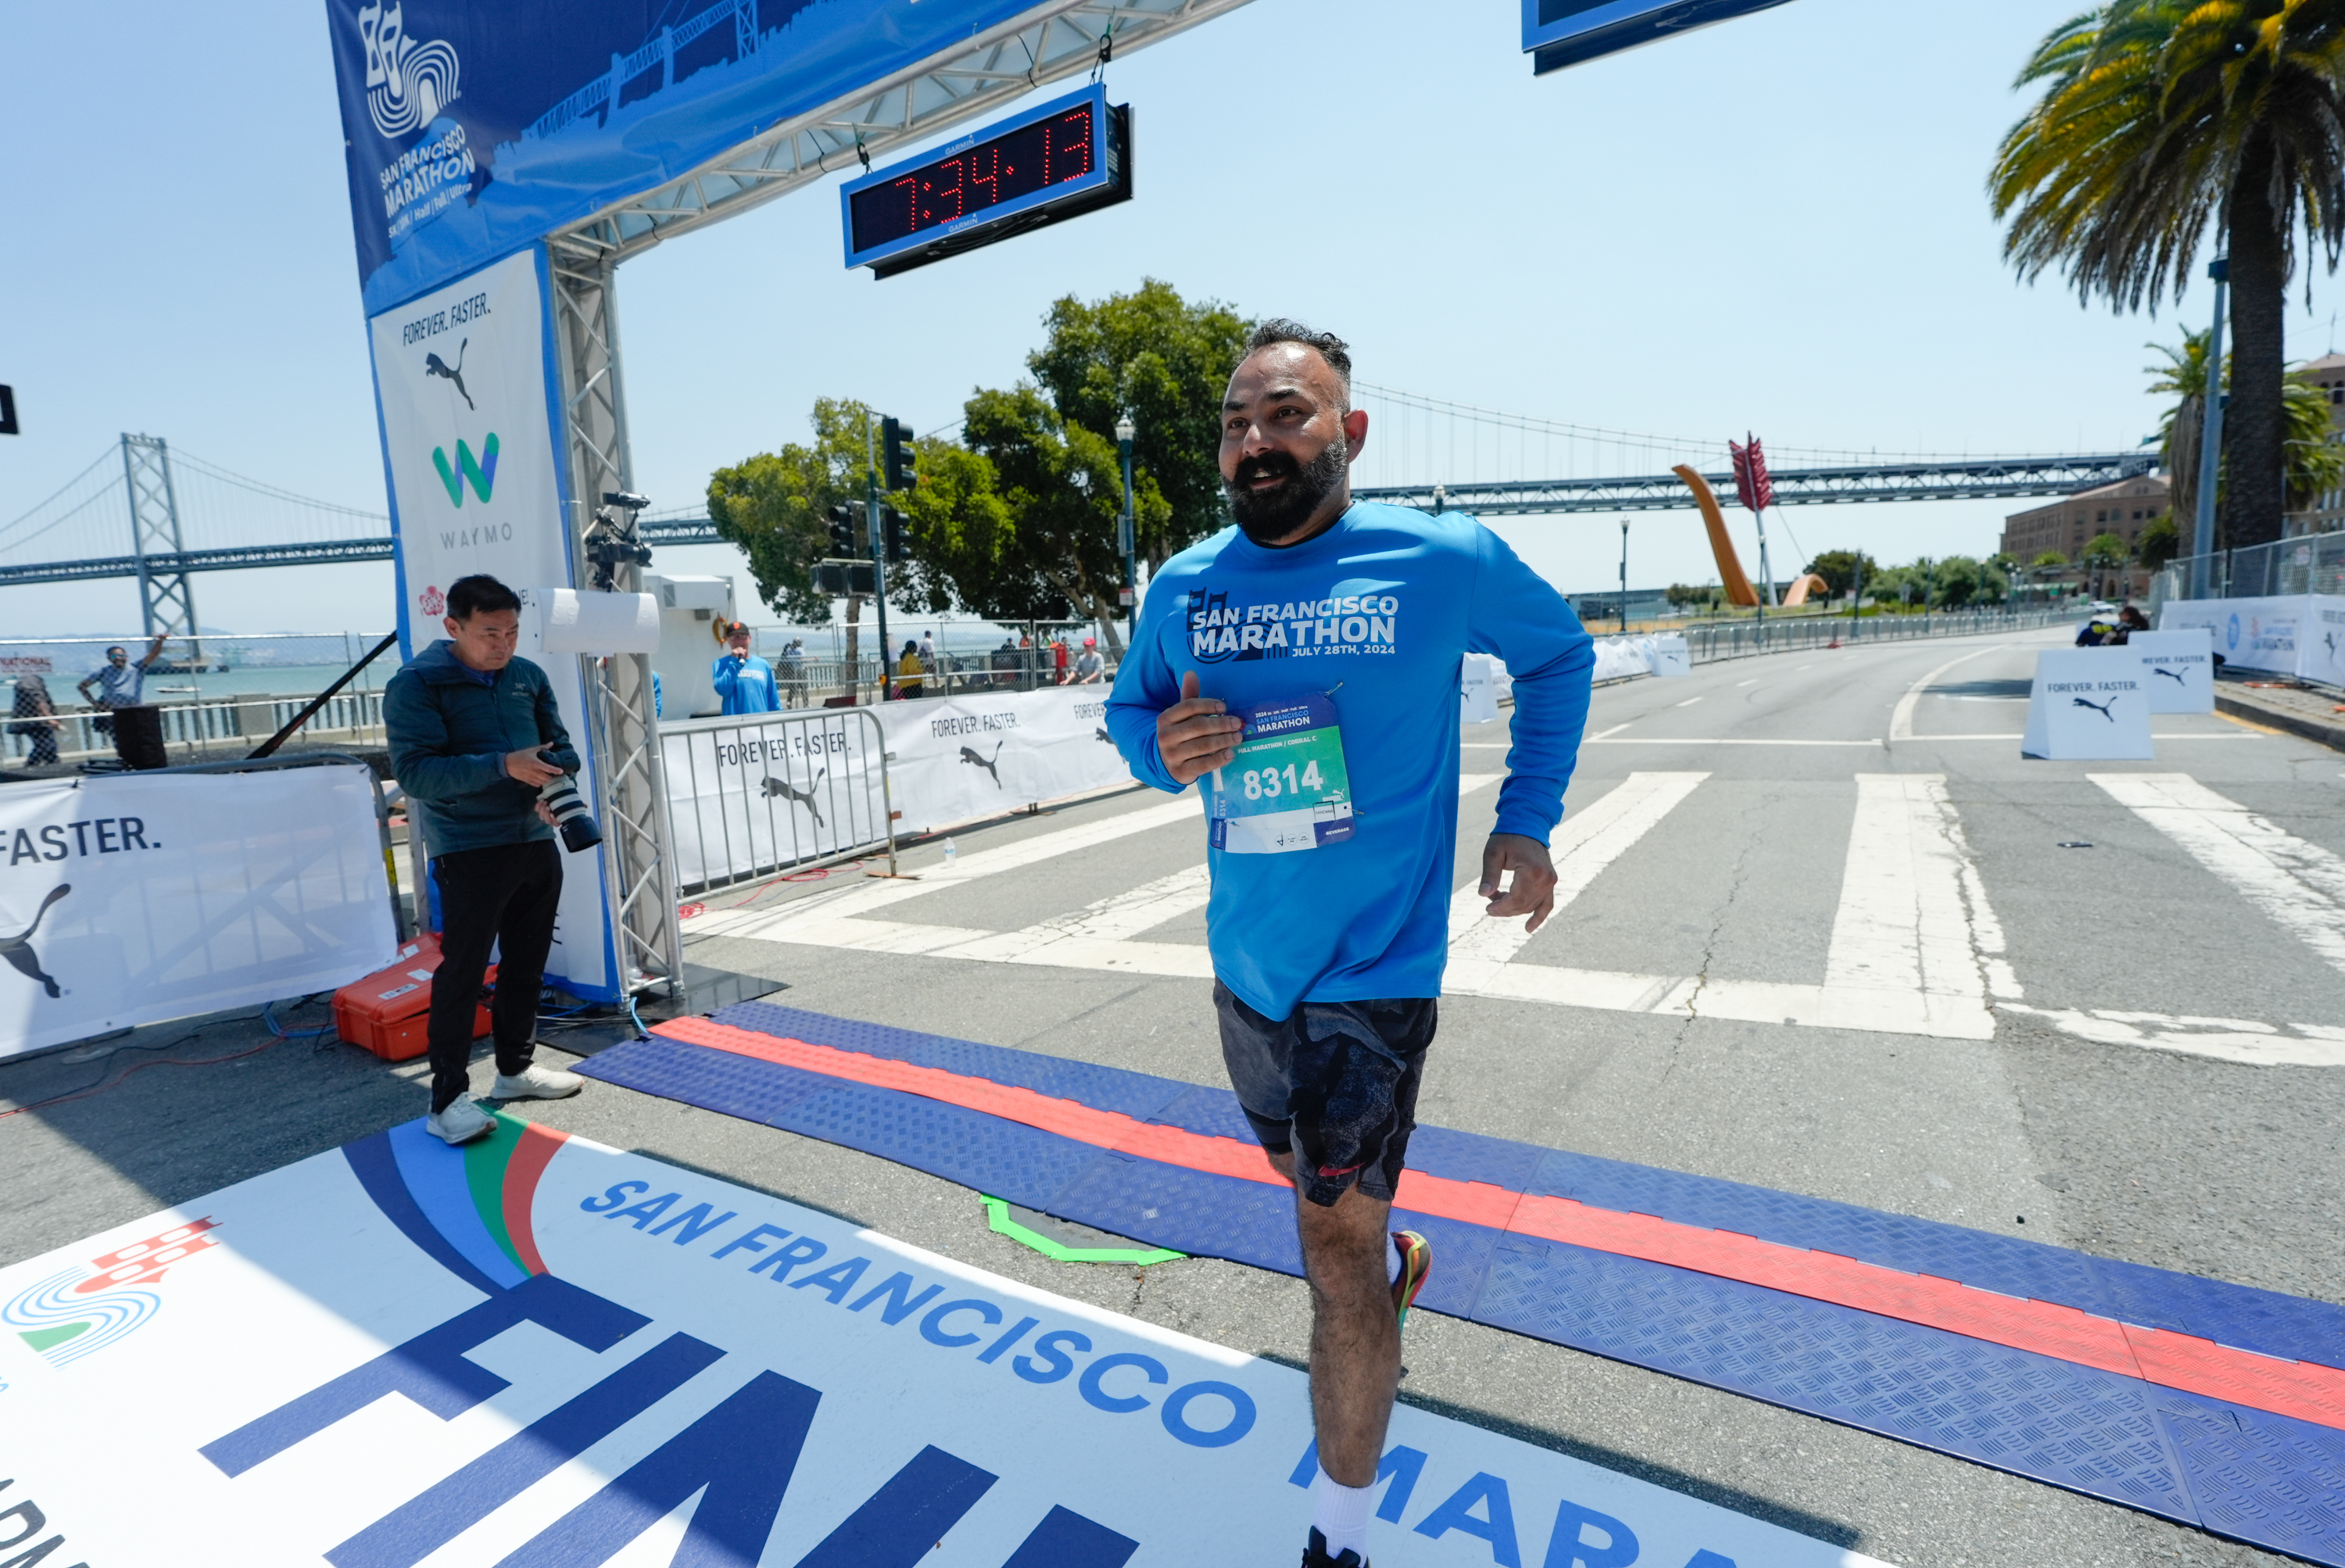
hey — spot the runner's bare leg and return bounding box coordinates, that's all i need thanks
[1291,1151,1400,1486]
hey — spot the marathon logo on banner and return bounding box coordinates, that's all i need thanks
[2022,648,2154,761]
[0,767,396,1058]
[2156,594,2305,677]
[0,1121,1889,1567]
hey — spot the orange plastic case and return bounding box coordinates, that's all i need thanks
[332,933,494,1061]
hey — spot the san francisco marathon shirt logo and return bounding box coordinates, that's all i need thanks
[1186,586,1402,664]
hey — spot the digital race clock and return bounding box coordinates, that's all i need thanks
[1523,0,1795,74]
[840,84,1133,277]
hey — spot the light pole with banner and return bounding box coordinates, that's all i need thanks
[1115,414,1137,638]
[2191,253,2229,599]
[1617,519,1630,634]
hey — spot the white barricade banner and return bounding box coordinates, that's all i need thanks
[0,766,396,1058]
[2303,594,2345,687]
[0,1121,1889,1567]
[2022,648,2154,761]
[1460,654,1501,725]
[1590,637,1652,682]
[2128,628,2214,714]
[660,711,889,890]
[880,686,1133,836]
[1646,633,1692,678]
[2157,595,2305,676]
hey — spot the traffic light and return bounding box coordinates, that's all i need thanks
[881,504,910,563]
[882,417,917,492]
[825,503,858,557]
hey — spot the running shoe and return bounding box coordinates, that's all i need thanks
[1391,1229,1432,1330]
[492,1062,584,1101]
[1302,1527,1368,1568]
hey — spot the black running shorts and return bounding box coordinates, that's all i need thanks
[1213,981,1437,1208]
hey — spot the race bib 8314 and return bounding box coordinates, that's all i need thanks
[1208,693,1353,854]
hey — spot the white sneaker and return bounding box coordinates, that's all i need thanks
[428,1097,497,1144]
[492,1062,583,1101]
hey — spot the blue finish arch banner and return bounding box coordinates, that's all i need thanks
[326,0,1048,314]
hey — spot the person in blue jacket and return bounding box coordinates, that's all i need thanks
[711,621,781,714]
[1105,321,1594,1568]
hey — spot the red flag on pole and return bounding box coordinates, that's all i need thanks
[1728,434,1774,514]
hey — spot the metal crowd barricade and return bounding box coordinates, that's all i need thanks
[658,705,899,895]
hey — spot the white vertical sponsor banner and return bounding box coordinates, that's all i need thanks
[2156,595,2307,677]
[879,686,1134,836]
[1646,633,1692,677]
[2021,648,2154,761]
[2127,628,2214,713]
[2302,595,2345,687]
[369,247,613,998]
[1460,654,1500,724]
[0,768,396,1058]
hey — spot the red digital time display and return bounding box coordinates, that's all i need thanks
[848,103,1097,252]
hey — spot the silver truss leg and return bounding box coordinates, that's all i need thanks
[121,434,200,660]
[548,249,683,1003]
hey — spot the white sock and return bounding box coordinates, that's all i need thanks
[1311,1465,1375,1562]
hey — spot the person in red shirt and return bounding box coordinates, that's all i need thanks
[1054,635,1071,686]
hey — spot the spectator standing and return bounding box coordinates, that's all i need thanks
[897,639,925,699]
[1054,635,1072,686]
[1073,636,1106,683]
[712,623,782,714]
[779,639,807,708]
[77,632,169,736]
[9,673,62,768]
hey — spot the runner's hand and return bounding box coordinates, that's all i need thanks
[1480,833,1557,933]
[1157,671,1243,786]
[506,747,564,787]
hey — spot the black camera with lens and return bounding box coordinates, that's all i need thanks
[536,757,603,854]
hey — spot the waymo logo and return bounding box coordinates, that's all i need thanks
[358,2,460,139]
[432,435,498,507]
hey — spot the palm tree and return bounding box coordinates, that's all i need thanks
[2148,327,2345,534]
[1991,2,2345,550]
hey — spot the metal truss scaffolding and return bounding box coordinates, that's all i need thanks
[120,434,200,652]
[549,252,683,1004]
[547,0,1254,270]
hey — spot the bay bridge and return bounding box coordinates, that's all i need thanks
[2,388,2157,632]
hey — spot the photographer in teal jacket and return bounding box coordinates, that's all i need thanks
[384,574,586,1145]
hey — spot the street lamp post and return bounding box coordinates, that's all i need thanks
[1618,519,1629,634]
[1115,415,1137,640]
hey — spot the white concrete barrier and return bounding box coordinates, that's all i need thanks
[2022,647,2154,761]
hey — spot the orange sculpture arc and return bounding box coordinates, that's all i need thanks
[1672,465,1761,607]
[1781,573,1831,607]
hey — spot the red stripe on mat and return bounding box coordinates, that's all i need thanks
[651,1016,2345,1430]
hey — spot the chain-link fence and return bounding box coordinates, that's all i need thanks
[2155,528,2345,604]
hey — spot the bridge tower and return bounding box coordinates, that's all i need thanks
[120,433,200,657]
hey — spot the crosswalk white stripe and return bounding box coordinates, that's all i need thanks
[1447,772,1707,965]
[1815,774,1998,1036]
[2091,772,2345,975]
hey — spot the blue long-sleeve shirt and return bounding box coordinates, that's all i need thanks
[711,652,781,715]
[1106,503,1595,1018]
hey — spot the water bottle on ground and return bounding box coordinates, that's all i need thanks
[943,837,958,866]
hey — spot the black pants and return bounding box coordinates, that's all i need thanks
[428,839,561,1112]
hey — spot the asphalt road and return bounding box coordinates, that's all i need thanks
[5,622,2340,1567]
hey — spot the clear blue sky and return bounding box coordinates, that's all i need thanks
[4,0,2338,635]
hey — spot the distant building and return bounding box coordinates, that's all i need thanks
[2294,352,2345,536]
[2001,474,2170,565]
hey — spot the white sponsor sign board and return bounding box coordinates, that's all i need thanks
[0,1120,1892,1567]
[2022,648,2155,761]
[1647,633,1692,678]
[1460,654,1501,724]
[2157,595,2305,676]
[879,686,1133,837]
[2302,594,2345,688]
[371,249,612,998]
[0,767,396,1058]
[2127,628,2214,713]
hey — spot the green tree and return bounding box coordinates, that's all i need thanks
[707,397,877,675]
[890,438,1014,617]
[961,385,1172,650]
[1929,554,2004,607]
[1026,279,1251,567]
[1663,582,1710,608]
[2081,530,2132,596]
[2148,329,2217,533]
[2147,328,2343,537]
[2032,550,2069,568]
[1803,550,1878,600]
[2136,512,2182,571]
[1991,2,2345,550]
